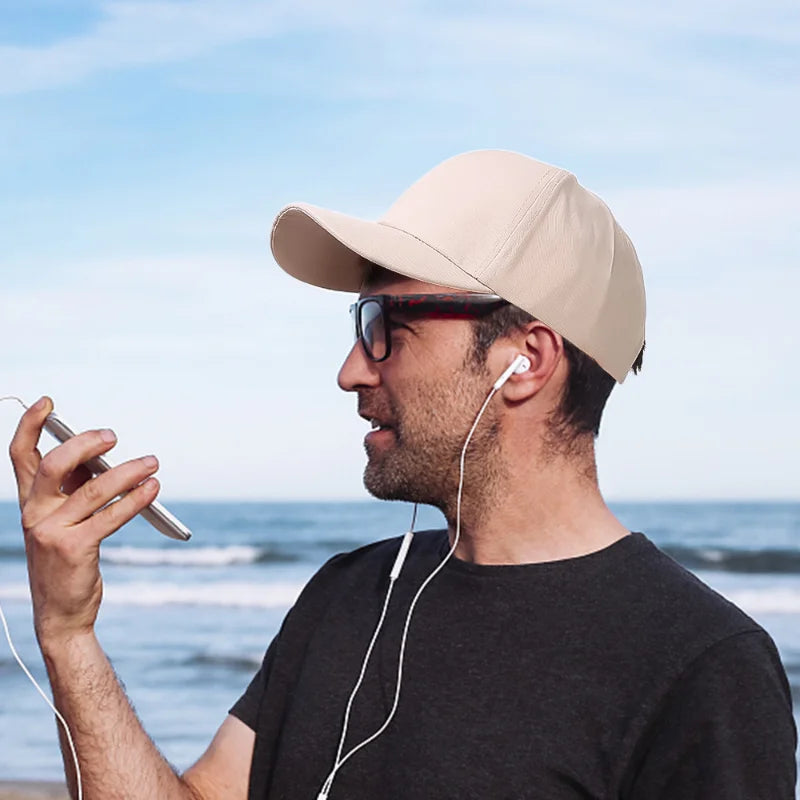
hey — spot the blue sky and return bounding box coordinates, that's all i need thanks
[1,0,798,501]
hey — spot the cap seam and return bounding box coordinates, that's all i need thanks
[269,205,295,253]
[376,220,493,292]
[271,204,371,289]
[478,173,628,382]
[477,169,568,283]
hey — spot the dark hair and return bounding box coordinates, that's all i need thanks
[469,305,645,445]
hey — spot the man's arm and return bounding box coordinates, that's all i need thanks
[8,397,253,799]
[183,716,255,799]
[42,630,254,799]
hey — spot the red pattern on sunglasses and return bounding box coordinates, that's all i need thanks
[349,293,508,362]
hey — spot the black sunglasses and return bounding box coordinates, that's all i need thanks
[349,293,508,362]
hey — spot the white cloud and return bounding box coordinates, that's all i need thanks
[485,0,800,42]
[604,177,800,284]
[0,254,365,501]
[0,0,285,94]
[1,0,797,96]
[595,178,800,500]
[599,263,800,495]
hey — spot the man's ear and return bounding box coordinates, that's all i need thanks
[496,322,564,402]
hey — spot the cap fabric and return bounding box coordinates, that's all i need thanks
[270,149,645,383]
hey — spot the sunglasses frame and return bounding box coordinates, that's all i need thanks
[350,292,508,362]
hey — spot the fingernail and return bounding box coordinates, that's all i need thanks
[34,396,47,410]
[142,455,158,469]
[100,429,117,442]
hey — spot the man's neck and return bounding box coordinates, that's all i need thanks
[444,448,630,566]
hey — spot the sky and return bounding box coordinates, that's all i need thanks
[0,0,798,502]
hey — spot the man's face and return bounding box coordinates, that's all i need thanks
[337,273,504,510]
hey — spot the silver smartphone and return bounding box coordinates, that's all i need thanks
[43,413,192,542]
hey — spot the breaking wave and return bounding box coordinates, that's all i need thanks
[99,545,295,567]
[0,581,304,609]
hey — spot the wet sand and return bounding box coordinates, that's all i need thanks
[0,783,68,799]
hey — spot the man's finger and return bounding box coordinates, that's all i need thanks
[27,428,119,506]
[61,464,94,496]
[81,476,160,543]
[8,396,52,507]
[57,455,160,528]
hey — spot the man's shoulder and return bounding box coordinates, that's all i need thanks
[620,532,767,661]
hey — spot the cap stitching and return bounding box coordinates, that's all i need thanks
[378,167,559,287]
[477,169,568,282]
[376,220,493,291]
[269,206,292,252]
[272,204,378,293]
[474,171,627,381]
[276,205,494,292]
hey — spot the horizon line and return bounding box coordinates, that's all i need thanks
[0,497,798,505]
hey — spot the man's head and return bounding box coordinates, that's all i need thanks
[268,149,647,509]
[337,268,519,511]
[336,262,643,512]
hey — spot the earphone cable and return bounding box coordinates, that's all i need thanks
[0,602,83,800]
[319,503,419,798]
[318,389,497,798]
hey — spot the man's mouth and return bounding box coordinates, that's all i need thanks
[369,419,393,432]
[360,413,397,445]
[358,396,400,443]
[359,409,395,431]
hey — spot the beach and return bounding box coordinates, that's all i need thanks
[0,783,67,800]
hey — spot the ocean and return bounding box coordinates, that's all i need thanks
[0,500,798,785]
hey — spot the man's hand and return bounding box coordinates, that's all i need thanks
[8,395,160,646]
[6,396,254,800]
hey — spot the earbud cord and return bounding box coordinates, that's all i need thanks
[1,396,84,800]
[318,388,497,799]
[329,503,418,775]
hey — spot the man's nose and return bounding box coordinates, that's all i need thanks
[338,341,381,392]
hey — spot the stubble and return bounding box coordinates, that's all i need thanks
[361,370,507,523]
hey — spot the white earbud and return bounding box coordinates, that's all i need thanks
[492,354,531,390]
[512,355,531,373]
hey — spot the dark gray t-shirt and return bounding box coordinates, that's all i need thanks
[231,530,797,799]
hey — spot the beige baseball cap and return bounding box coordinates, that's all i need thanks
[270,149,646,383]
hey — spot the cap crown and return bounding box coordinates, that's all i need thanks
[269,149,646,383]
[380,150,645,382]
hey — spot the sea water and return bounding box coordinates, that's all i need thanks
[0,500,798,783]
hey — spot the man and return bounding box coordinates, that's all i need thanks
[10,150,797,799]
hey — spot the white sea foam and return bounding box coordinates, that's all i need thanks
[0,581,304,608]
[2,581,798,614]
[100,545,262,567]
[724,587,800,615]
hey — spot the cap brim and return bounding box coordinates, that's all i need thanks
[270,203,492,293]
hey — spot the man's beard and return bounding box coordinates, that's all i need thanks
[360,373,504,518]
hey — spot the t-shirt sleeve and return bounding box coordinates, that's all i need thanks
[628,629,798,799]
[229,635,279,731]
[226,549,351,732]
